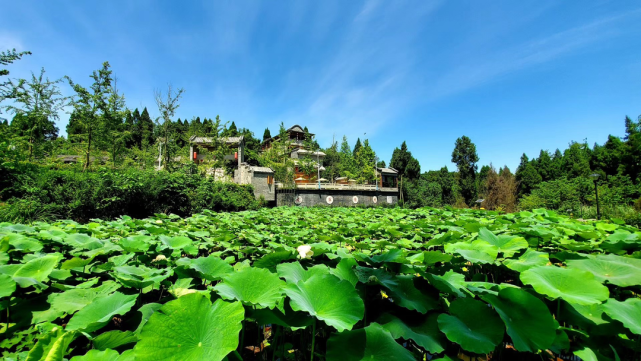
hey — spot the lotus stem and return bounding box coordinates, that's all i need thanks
[310,319,316,361]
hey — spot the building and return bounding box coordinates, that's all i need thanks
[189,125,399,206]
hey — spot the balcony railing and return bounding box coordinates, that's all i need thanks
[280,183,398,192]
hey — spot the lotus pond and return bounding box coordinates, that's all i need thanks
[1,207,641,361]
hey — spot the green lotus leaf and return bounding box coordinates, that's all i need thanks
[444,240,498,264]
[66,292,138,332]
[161,235,193,249]
[134,294,244,361]
[437,298,504,354]
[378,313,446,353]
[0,274,16,298]
[25,328,77,361]
[119,235,152,253]
[135,302,163,334]
[567,254,641,287]
[326,322,415,361]
[423,270,467,297]
[253,251,295,272]
[5,233,43,252]
[422,251,453,265]
[177,255,233,281]
[33,285,119,324]
[574,347,598,361]
[520,266,609,305]
[482,287,557,353]
[92,330,138,351]
[549,327,570,354]
[478,227,528,257]
[596,222,618,232]
[214,267,285,309]
[64,233,104,250]
[330,258,359,286]
[284,274,364,332]
[276,261,329,284]
[70,349,124,361]
[503,249,549,272]
[603,298,641,334]
[13,254,61,287]
[355,267,438,314]
[564,302,609,326]
[246,301,314,329]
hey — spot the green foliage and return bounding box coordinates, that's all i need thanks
[451,136,479,205]
[0,207,640,360]
[0,167,259,223]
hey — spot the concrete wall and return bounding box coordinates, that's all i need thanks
[277,189,398,207]
[252,172,275,201]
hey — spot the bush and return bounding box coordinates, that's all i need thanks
[0,166,260,223]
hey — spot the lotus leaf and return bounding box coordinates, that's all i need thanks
[503,249,549,272]
[444,240,498,264]
[214,267,285,309]
[520,266,609,305]
[482,287,557,353]
[603,298,641,334]
[25,328,77,361]
[134,294,244,361]
[177,255,233,281]
[478,227,528,257]
[92,330,138,350]
[66,292,138,332]
[70,349,127,361]
[284,274,364,332]
[567,254,641,287]
[0,274,16,298]
[437,298,503,354]
[326,323,415,361]
[378,313,446,353]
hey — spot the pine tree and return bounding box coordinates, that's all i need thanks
[66,109,85,142]
[353,138,362,156]
[263,128,271,141]
[139,107,154,149]
[451,136,479,205]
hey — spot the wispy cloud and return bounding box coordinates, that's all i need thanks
[425,10,641,100]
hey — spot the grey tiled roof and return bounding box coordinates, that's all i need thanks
[250,166,274,173]
[189,135,244,144]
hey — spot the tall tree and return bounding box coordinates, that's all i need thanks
[138,107,154,149]
[353,138,362,156]
[5,68,66,159]
[102,79,129,167]
[0,48,31,111]
[451,135,479,205]
[154,84,184,168]
[563,141,591,178]
[263,127,271,141]
[67,61,113,171]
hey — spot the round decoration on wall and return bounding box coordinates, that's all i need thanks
[295,196,303,205]
[326,196,334,204]
[372,196,378,204]
[352,196,359,204]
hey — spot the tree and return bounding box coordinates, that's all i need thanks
[622,115,641,182]
[353,138,362,156]
[354,139,377,183]
[563,141,591,178]
[102,79,129,167]
[481,165,517,212]
[67,61,114,171]
[535,150,553,181]
[377,160,386,168]
[339,136,356,177]
[138,107,154,149]
[263,128,271,141]
[0,48,31,111]
[4,68,66,159]
[154,84,185,168]
[451,136,479,205]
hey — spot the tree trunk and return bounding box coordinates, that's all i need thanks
[84,129,92,172]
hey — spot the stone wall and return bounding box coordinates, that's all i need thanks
[276,189,398,207]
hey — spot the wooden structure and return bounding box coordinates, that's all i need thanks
[188,135,244,167]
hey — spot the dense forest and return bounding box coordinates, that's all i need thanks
[1,50,640,225]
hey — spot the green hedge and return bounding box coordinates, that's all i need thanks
[0,166,259,223]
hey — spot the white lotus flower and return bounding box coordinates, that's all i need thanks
[152,255,167,262]
[297,245,314,259]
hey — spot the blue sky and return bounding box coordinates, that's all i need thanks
[2,1,641,172]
